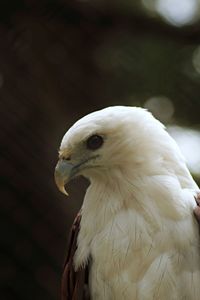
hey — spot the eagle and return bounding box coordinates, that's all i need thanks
[55,106,200,300]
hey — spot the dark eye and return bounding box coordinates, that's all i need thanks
[86,135,104,150]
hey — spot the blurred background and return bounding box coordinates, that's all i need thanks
[1,0,200,299]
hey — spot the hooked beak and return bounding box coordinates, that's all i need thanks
[55,154,99,196]
[54,160,76,196]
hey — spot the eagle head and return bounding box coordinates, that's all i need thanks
[54,106,176,195]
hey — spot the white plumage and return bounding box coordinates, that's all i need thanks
[57,106,200,300]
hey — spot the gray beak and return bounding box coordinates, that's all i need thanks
[54,160,75,196]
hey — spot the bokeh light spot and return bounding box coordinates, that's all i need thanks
[155,0,198,26]
[168,126,200,175]
[142,0,155,11]
[144,96,174,122]
[192,46,200,74]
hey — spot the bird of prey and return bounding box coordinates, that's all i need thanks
[55,106,200,300]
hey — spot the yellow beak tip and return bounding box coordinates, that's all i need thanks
[56,183,69,196]
[61,187,69,196]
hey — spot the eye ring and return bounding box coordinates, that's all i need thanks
[86,135,104,150]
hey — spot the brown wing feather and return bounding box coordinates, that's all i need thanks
[61,211,90,300]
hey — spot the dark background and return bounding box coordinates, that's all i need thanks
[1,0,200,299]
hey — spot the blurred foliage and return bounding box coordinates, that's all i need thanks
[1,0,200,299]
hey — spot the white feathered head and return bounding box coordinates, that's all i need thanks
[55,106,188,195]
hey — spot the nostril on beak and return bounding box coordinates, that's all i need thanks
[64,156,71,161]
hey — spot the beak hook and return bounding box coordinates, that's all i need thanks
[54,160,74,196]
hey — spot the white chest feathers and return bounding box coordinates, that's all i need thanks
[74,178,200,300]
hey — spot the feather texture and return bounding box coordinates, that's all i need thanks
[58,106,200,300]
